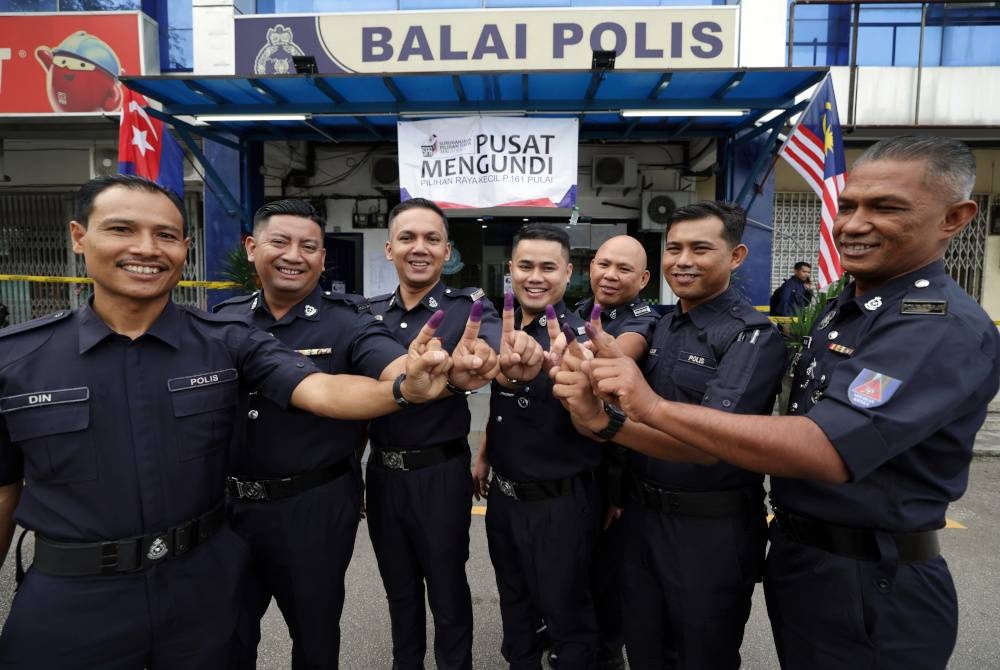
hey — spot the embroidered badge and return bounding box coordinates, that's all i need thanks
[609,309,617,320]
[304,305,317,317]
[679,351,717,369]
[633,305,652,316]
[428,297,438,308]
[848,368,902,408]
[864,297,882,311]
[817,310,837,330]
[539,316,547,327]
[471,288,485,301]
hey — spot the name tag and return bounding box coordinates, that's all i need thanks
[296,348,333,356]
[679,351,716,369]
[900,299,947,316]
[167,368,238,392]
[0,387,89,413]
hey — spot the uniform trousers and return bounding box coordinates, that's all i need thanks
[227,468,362,670]
[764,524,958,670]
[590,504,624,663]
[0,527,248,669]
[365,452,474,670]
[622,498,766,670]
[485,474,601,670]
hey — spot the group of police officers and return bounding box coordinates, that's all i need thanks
[0,134,997,670]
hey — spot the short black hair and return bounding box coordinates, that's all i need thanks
[794,261,812,271]
[253,199,325,235]
[666,200,746,248]
[387,197,449,238]
[855,135,975,201]
[512,223,570,260]
[75,174,187,233]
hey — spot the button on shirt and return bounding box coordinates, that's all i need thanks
[369,281,501,450]
[774,260,1000,532]
[0,301,318,542]
[487,302,603,482]
[633,287,786,491]
[575,296,658,342]
[214,286,405,476]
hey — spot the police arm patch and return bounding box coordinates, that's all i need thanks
[847,368,902,408]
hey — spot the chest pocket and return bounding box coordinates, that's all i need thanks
[672,351,717,396]
[168,369,239,461]
[0,387,96,484]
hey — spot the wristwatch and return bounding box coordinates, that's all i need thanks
[393,373,414,407]
[593,402,626,440]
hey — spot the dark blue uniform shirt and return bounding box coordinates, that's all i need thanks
[774,260,1000,532]
[0,301,317,542]
[368,281,501,450]
[770,276,813,317]
[575,296,658,342]
[214,286,405,476]
[487,302,603,482]
[632,287,786,491]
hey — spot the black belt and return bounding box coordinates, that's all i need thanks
[772,507,941,564]
[372,439,467,472]
[630,478,753,518]
[227,458,353,502]
[31,502,225,577]
[492,470,594,502]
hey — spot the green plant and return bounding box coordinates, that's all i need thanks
[219,242,258,292]
[783,276,847,354]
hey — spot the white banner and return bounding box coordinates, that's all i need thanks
[398,116,578,209]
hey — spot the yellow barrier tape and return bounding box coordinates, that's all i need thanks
[0,274,240,289]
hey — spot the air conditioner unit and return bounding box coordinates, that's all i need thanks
[592,155,638,188]
[640,191,696,231]
[371,155,399,188]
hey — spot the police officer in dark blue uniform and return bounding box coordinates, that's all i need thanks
[580,136,1000,670]
[557,202,786,669]
[213,199,415,669]
[0,176,453,669]
[574,234,657,670]
[473,223,603,669]
[366,198,501,670]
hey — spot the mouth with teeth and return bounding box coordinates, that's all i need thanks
[119,262,165,276]
[838,240,879,256]
[671,272,700,286]
[276,266,305,277]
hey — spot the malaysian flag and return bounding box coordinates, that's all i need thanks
[778,75,846,288]
[118,87,184,199]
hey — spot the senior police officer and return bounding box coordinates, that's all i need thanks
[578,136,1000,670]
[555,202,786,669]
[215,199,493,669]
[366,198,501,670]
[473,223,603,669]
[574,234,658,670]
[0,175,452,669]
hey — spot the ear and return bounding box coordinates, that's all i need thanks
[566,261,573,284]
[70,221,87,255]
[638,269,651,290]
[940,199,977,239]
[244,235,257,262]
[729,243,749,272]
[384,239,392,261]
[444,241,452,262]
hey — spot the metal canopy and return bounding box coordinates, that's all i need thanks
[121,67,828,144]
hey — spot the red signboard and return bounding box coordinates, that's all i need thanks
[0,12,147,115]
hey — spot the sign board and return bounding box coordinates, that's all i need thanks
[235,7,738,74]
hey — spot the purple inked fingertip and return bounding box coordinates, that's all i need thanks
[469,300,484,323]
[545,304,557,320]
[562,323,575,340]
[427,310,445,329]
[504,292,514,310]
[590,303,602,321]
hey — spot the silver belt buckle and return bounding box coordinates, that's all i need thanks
[236,479,268,501]
[493,473,519,500]
[380,450,408,472]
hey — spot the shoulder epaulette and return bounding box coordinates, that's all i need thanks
[0,309,73,339]
[185,304,252,324]
[368,292,394,303]
[211,291,258,314]
[446,286,486,301]
[322,290,372,313]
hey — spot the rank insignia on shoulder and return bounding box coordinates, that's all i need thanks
[900,299,947,316]
[470,288,485,301]
[848,368,902,408]
[633,305,652,316]
[828,343,855,356]
[296,347,332,356]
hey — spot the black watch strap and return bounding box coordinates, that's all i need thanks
[594,402,626,440]
[445,379,475,396]
[393,373,413,407]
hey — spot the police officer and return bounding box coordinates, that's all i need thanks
[366,198,501,670]
[0,175,451,669]
[474,223,603,669]
[215,199,479,669]
[574,234,658,670]
[556,202,786,669]
[580,136,1000,669]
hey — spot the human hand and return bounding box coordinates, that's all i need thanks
[400,310,452,403]
[498,292,544,387]
[449,301,500,391]
[583,317,660,423]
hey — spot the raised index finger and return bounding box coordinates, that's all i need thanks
[502,292,515,335]
[411,309,446,353]
[585,313,624,359]
[457,299,484,345]
[544,304,561,345]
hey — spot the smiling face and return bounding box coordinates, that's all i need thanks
[385,206,451,292]
[834,158,974,295]
[70,185,189,311]
[662,215,746,312]
[589,235,650,307]
[509,238,572,319]
[247,214,325,304]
